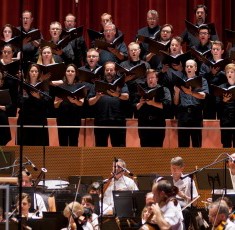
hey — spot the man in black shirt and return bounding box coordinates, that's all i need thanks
[181,4,219,48]
[136,10,161,70]
[88,61,129,147]
[63,13,87,68]
[174,59,209,147]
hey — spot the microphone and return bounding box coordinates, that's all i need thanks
[118,165,134,177]
[22,167,31,176]
[25,157,38,171]
[113,157,118,173]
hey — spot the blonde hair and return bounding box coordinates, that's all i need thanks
[63,201,84,218]
[225,63,235,73]
[37,46,55,65]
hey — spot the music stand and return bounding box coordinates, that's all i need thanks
[136,174,157,191]
[195,168,233,194]
[156,175,174,186]
[43,211,68,229]
[68,175,103,193]
[0,222,18,230]
[112,190,146,219]
[54,190,81,212]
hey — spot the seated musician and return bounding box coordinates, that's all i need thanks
[103,158,138,214]
[21,170,47,216]
[208,201,235,229]
[170,156,199,230]
[141,192,155,225]
[81,194,100,230]
[11,192,41,220]
[87,182,112,215]
[215,197,235,223]
[214,153,235,195]
[145,179,184,230]
[62,201,93,230]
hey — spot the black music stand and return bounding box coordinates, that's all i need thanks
[68,175,103,193]
[0,222,18,230]
[112,190,146,218]
[195,168,233,195]
[43,211,68,229]
[136,174,157,191]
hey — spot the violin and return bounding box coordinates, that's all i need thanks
[213,221,227,230]
[229,212,235,222]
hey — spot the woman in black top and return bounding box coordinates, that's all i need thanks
[17,63,50,146]
[0,72,11,145]
[54,64,85,146]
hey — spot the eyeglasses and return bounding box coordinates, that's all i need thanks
[87,55,98,58]
[199,32,209,35]
[22,17,31,21]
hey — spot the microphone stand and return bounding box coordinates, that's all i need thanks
[181,156,229,194]
[180,156,229,230]
[99,169,125,229]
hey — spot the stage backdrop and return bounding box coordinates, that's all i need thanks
[1,0,234,48]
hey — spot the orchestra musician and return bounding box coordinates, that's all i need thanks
[145,179,184,230]
[81,194,100,230]
[21,170,47,217]
[10,192,42,221]
[170,156,199,230]
[62,201,93,230]
[102,158,138,213]
[141,192,155,226]
[208,201,235,230]
[214,153,235,194]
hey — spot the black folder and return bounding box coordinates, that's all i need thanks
[87,28,104,41]
[50,84,87,100]
[172,73,202,89]
[0,60,20,76]
[94,76,125,94]
[61,25,84,39]
[116,63,147,82]
[0,89,12,105]
[185,20,217,36]
[94,34,124,50]
[22,28,41,42]
[137,84,162,100]
[211,84,235,100]
[36,62,66,81]
[78,66,103,83]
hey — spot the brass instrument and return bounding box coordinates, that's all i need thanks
[33,168,47,187]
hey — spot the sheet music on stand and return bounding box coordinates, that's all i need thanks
[195,168,233,194]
